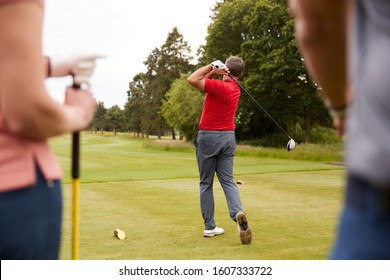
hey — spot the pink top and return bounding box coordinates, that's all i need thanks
[0,116,63,192]
[0,0,62,193]
[0,0,43,6]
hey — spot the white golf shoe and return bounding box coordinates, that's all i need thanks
[203,226,225,237]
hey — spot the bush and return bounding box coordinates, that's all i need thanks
[238,127,341,147]
[238,132,304,148]
[311,127,341,144]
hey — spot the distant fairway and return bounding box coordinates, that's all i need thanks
[50,133,346,260]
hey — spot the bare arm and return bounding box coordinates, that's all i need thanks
[187,64,214,91]
[187,64,229,91]
[0,1,96,139]
[289,0,353,109]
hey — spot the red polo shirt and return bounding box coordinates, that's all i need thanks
[199,77,241,130]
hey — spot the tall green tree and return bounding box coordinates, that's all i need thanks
[90,101,107,133]
[143,27,194,139]
[105,105,123,135]
[124,72,150,137]
[204,0,254,62]
[161,74,204,141]
[240,0,329,142]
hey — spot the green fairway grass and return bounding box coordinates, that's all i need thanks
[50,133,346,260]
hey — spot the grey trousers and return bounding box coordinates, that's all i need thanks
[195,130,243,230]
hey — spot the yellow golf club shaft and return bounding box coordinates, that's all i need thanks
[72,83,81,260]
[72,177,80,260]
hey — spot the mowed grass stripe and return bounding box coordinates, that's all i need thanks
[51,133,345,260]
[51,134,199,183]
[51,134,342,183]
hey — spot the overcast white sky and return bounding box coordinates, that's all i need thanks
[43,0,218,108]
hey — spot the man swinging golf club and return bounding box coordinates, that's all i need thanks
[187,57,252,245]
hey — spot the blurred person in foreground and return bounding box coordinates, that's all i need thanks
[290,0,390,259]
[0,0,99,259]
[187,57,252,245]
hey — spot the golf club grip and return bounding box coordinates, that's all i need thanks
[72,132,80,179]
[72,83,81,179]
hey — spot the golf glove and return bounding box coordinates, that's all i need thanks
[211,60,225,70]
[49,54,104,84]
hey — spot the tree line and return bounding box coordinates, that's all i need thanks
[89,0,332,147]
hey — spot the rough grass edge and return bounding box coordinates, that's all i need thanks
[143,139,345,163]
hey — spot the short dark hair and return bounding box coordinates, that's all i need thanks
[225,56,244,77]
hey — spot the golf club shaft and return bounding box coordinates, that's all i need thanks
[72,83,81,260]
[228,73,292,139]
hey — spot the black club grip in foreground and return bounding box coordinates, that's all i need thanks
[72,132,80,179]
[72,83,81,179]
